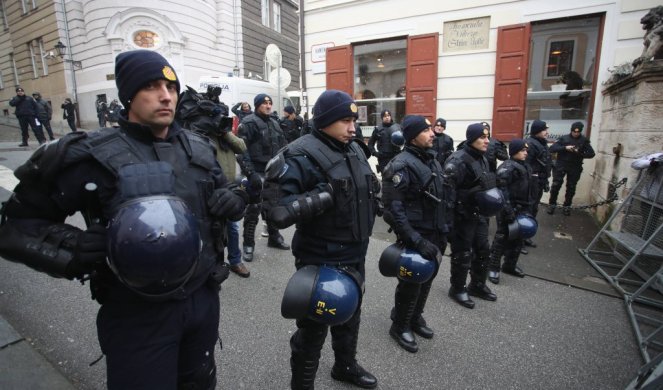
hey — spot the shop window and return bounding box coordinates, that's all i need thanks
[353,39,407,131]
[525,15,600,139]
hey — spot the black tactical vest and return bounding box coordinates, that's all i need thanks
[498,159,534,209]
[242,114,287,165]
[376,123,402,158]
[286,135,377,242]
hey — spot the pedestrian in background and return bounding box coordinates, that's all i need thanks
[33,92,55,141]
[107,99,122,126]
[280,105,302,143]
[547,122,595,215]
[232,101,253,122]
[61,98,77,132]
[96,97,108,128]
[9,87,46,146]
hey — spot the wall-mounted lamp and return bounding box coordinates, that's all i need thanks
[377,55,385,69]
[54,40,82,69]
[233,65,240,77]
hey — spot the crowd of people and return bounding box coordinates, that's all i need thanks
[0,50,600,390]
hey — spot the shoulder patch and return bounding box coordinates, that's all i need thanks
[392,172,403,185]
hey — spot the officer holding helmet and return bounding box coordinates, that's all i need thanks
[488,139,535,284]
[0,50,247,389]
[265,89,381,389]
[445,123,504,309]
[381,115,452,353]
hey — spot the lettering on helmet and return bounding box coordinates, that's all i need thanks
[315,300,337,316]
[399,266,413,279]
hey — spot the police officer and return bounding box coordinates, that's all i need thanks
[445,123,503,309]
[0,50,247,389]
[455,122,508,173]
[266,90,380,389]
[547,122,595,215]
[237,93,290,261]
[525,119,552,246]
[431,117,454,166]
[488,139,535,284]
[280,105,303,143]
[368,109,402,173]
[381,115,451,353]
[9,86,46,146]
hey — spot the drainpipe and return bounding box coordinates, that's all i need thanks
[299,0,308,118]
[60,0,79,126]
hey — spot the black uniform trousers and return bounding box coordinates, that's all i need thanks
[549,162,582,206]
[243,171,281,245]
[489,213,524,269]
[449,213,490,288]
[97,283,220,390]
[290,261,365,367]
[18,115,46,144]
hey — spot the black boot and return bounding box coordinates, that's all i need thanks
[331,362,377,389]
[242,245,254,262]
[502,263,525,277]
[389,284,418,352]
[410,282,434,339]
[268,234,291,250]
[488,269,500,285]
[468,281,497,301]
[290,355,319,390]
[448,286,475,309]
[547,203,556,215]
[562,202,571,216]
[524,238,536,247]
[487,254,501,285]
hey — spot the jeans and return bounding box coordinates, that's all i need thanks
[226,220,241,265]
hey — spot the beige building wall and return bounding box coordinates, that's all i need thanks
[301,0,660,207]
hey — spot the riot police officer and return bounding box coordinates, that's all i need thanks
[266,90,380,389]
[488,139,535,284]
[238,93,290,262]
[431,117,454,166]
[525,119,552,246]
[368,109,402,173]
[381,115,451,353]
[454,122,508,173]
[280,105,303,143]
[547,122,595,215]
[445,124,504,309]
[0,50,247,389]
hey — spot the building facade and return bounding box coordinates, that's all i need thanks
[301,0,660,210]
[0,0,300,130]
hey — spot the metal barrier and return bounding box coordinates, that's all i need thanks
[580,159,663,388]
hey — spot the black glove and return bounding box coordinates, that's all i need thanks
[415,238,441,263]
[248,173,263,194]
[542,181,550,193]
[208,188,247,220]
[68,224,107,278]
[504,207,516,223]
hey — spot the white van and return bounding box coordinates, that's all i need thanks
[198,76,293,117]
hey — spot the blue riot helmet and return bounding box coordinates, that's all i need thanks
[507,214,538,240]
[281,265,361,326]
[107,195,201,300]
[379,243,435,284]
[475,187,505,217]
[391,130,405,147]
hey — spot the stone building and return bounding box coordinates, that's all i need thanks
[0,0,300,130]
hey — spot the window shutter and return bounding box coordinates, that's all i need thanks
[326,45,353,94]
[492,23,531,141]
[405,34,439,123]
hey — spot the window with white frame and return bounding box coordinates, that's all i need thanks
[21,0,37,13]
[261,0,269,27]
[38,38,48,76]
[10,53,19,85]
[273,2,281,33]
[28,42,38,78]
[1,0,8,29]
[0,69,4,90]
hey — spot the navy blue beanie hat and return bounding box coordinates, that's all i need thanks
[435,118,446,128]
[254,93,273,109]
[466,123,487,144]
[402,115,431,142]
[284,105,295,114]
[570,121,584,132]
[313,90,358,130]
[115,50,180,108]
[530,119,549,135]
[509,138,528,157]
